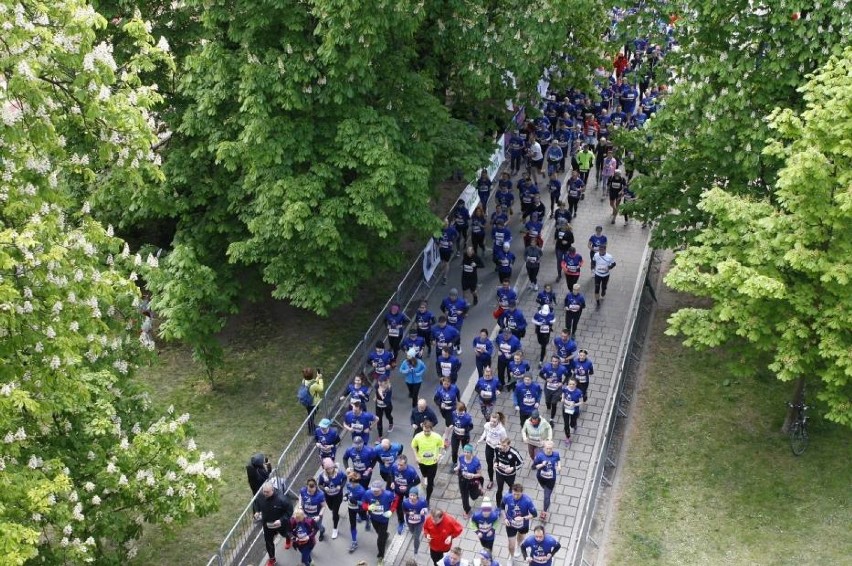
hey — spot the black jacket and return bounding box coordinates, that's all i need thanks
[256,488,294,523]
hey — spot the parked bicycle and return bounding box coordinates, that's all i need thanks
[787,399,809,456]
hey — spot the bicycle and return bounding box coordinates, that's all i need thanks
[787,400,809,456]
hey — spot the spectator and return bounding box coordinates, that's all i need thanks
[246,453,271,514]
[298,367,324,435]
[255,482,293,566]
[423,508,464,566]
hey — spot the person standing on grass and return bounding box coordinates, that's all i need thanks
[317,458,346,540]
[375,378,394,436]
[400,347,427,408]
[298,367,324,435]
[521,525,563,566]
[502,483,538,560]
[461,246,485,306]
[343,436,377,489]
[478,411,507,490]
[412,420,444,503]
[494,438,524,509]
[391,454,422,534]
[533,441,562,522]
[521,410,553,464]
[287,508,318,566]
[415,300,437,356]
[449,402,474,470]
[539,355,567,426]
[470,498,501,553]
[344,471,369,553]
[256,482,294,566]
[532,304,555,366]
[314,418,341,463]
[402,487,429,555]
[472,328,494,379]
[384,302,410,362]
[455,444,483,518]
[561,377,585,446]
[343,400,377,445]
[298,477,327,542]
[571,349,594,402]
[560,245,584,290]
[513,371,541,427]
[411,398,438,435]
[592,243,616,307]
[423,508,464,566]
[564,283,586,339]
[361,479,397,566]
[475,365,501,421]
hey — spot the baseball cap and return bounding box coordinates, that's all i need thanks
[407,347,419,359]
[463,444,474,453]
[319,418,332,428]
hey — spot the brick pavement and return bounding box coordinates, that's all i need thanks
[256,162,650,566]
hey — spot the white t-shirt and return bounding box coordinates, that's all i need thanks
[593,252,615,277]
[528,142,543,161]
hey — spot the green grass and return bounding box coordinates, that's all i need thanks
[605,297,852,566]
[131,292,388,565]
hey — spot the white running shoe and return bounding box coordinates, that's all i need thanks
[331,528,338,540]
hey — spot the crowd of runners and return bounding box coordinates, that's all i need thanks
[247,11,669,566]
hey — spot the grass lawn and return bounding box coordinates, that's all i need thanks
[130,291,389,565]
[603,290,852,566]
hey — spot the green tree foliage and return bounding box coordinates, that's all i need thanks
[665,47,852,427]
[98,0,607,370]
[618,0,851,247]
[0,2,219,563]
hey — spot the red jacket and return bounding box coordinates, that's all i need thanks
[423,513,464,552]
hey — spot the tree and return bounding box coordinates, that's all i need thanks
[83,0,607,371]
[0,2,219,563]
[664,47,852,429]
[616,0,850,248]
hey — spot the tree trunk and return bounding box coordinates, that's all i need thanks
[781,376,806,434]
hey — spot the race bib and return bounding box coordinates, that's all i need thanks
[481,390,493,399]
[388,327,400,337]
[512,516,524,528]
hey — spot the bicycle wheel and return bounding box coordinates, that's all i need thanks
[790,421,808,456]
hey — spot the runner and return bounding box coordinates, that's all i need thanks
[592,243,617,306]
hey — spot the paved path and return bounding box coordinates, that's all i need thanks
[260,161,650,566]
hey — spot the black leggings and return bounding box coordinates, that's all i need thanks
[372,519,389,559]
[567,196,579,216]
[472,231,486,254]
[376,403,394,436]
[347,507,368,541]
[459,477,477,514]
[388,335,402,359]
[594,274,610,296]
[451,434,470,465]
[485,444,496,482]
[406,382,421,407]
[497,357,510,389]
[527,264,540,285]
[564,411,578,437]
[535,331,549,362]
[577,381,589,402]
[419,463,438,502]
[495,473,516,509]
[566,312,581,337]
[544,390,561,420]
[326,493,343,528]
[263,523,290,559]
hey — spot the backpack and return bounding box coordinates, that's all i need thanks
[297,383,313,407]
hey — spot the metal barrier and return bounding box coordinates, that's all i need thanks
[568,247,660,566]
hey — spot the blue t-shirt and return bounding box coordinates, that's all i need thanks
[534,451,561,481]
[470,510,500,542]
[521,534,562,566]
[402,497,429,525]
[502,493,537,530]
[299,487,326,517]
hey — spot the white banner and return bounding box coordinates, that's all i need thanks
[422,238,442,281]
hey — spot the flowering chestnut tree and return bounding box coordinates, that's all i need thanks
[0,1,219,564]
